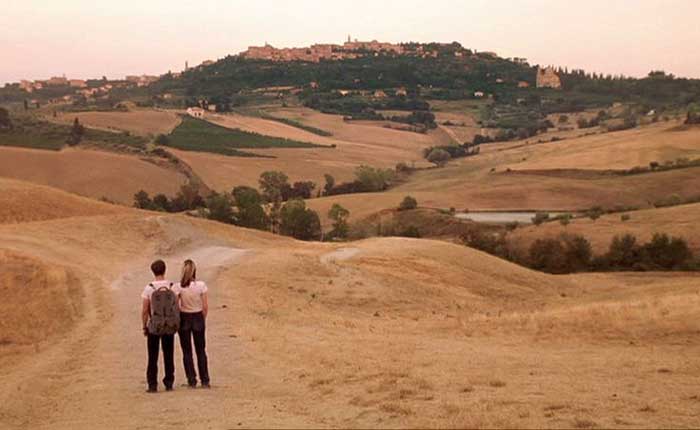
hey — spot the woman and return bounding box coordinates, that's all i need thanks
[177,259,210,388]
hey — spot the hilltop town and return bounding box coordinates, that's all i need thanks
[242,36,497,62]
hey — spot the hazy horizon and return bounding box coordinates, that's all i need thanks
[3,0,699,84]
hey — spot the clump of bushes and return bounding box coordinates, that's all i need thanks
[462,230,697,274]
[398,196,418,211]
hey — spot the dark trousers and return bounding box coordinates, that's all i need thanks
[178,312,210,386]
[146,333,175,389]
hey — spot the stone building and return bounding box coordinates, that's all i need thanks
[536,67,562,89]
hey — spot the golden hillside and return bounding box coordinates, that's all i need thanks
[1,182,699,428]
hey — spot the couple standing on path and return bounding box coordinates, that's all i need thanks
[141,259,211,393]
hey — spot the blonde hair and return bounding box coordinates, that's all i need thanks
[180,259,197,288]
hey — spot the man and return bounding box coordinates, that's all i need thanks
[141,259,179,393]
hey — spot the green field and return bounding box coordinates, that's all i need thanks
[0,118,70,150]
[257,112,333,136]
[163,116,329,157]
[0,115,149,152]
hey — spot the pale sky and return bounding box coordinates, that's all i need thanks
[2,0,698,84]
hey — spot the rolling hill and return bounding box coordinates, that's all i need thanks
[1,180,699,428]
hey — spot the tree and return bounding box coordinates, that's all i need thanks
[529,238,567,274]
[644,233,693,270]
[323,174,335,196]
[133,190,154,210]
[232,186,268,230]
[152,194,171,212]
[232,186,263,207]
[291,181,316,199]
[206,192,234,224]
[354,165,394,192]
[606,234,642,269]
[0,107,11,130]
[170,183,205,212]
[426,148,451,167]
[398,196,418,211]
[562,235,592,272]
[328,203,350,239]
[68,117,85,146]
[279,199,322,241]
[259,171,290,202]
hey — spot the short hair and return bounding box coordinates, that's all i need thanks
[151,260,166,277]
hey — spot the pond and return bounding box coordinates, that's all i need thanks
[454,211,568,224]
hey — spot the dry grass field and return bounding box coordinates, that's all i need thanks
[52,109,181,136]
[0,146,188,203]
[509,203,700,254]
[1,180,699,428]
[0,177,126,224]
[511,120,700,170]
[169,109,439,190]
[309,122,700,225]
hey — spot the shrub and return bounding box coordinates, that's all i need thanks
[398,196,418,211]
[621,214,631,222]
[558,213,572,226]
[532,212,550,226]
[426,148,451,167]
[586,206,604,221]
[155,134,170,145]
[400,225,421,238]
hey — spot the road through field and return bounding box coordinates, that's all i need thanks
[0,243,306,429]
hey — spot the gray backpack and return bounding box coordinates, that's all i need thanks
[147,283,180,336]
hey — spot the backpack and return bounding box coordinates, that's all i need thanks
[147,283,180,336]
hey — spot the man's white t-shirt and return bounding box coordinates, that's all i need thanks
[141,280,180,314]
[176,280,208,313]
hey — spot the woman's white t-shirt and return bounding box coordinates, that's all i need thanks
[177,280,208,313]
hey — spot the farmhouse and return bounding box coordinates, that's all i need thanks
[187,107,205,118]
[69,79,87,88]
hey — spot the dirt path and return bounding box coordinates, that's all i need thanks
[2,244,306,429]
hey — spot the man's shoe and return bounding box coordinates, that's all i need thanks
[201,383,211,389]
[165,385,173,391]
[146,387,158,393]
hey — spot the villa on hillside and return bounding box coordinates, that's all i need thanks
[187,107,205,118]
[536,67,562,89]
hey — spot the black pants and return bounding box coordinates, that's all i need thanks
[178,312,210,386]
[146,333,175,389]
